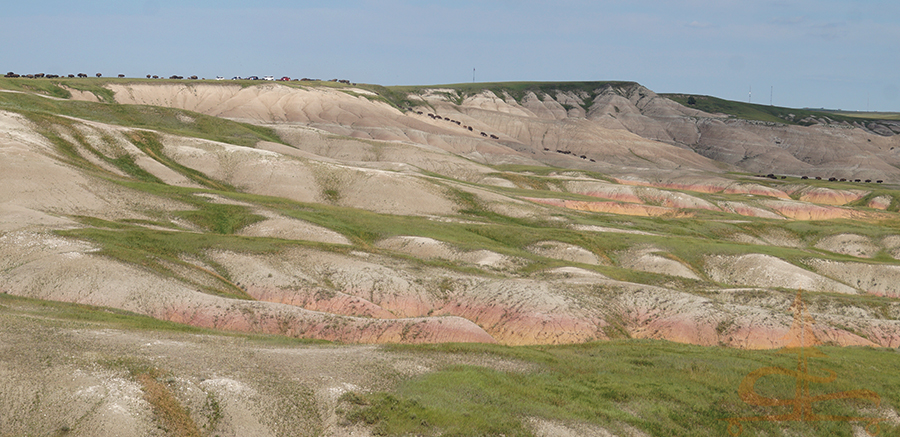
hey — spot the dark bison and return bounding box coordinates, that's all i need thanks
[96,73,102,77]
[801,176,808,180]
[117,74,125,78]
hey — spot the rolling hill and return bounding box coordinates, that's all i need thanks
[2,77,899,436]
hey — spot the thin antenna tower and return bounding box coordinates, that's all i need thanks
[770,86,773,106]
[473,68,475,83]
[748,86,752,103]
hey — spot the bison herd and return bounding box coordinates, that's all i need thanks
[759,174,883,184]
[409,108,505,140]
[543,147,596,162]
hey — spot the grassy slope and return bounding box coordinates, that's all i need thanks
[664,93,897,127]
[343,342,900,437]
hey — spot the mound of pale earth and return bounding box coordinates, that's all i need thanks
[0,233,495,344]
[613,175,733,193]
[883,235,900,260]
[210,247,602,345]
[237,211,351,245]
[716,201,784,219]
[563,180,644,203]
[571,224,658,236]
[613,286,881,349]
[722,183,790,199]
[814,234,880,258]
[163,135,458,216]
[524,198,680,217]
[526,241,603,265]
[806,259,900,297]
[869,195,893,210]
[761,199,853,220]
[704,254,857,294]
[798,187,868,205]
[616,246,700,280]
[726,228,803,248]
[540,266,609,279]
[0,112,188,225]
[375,236,525,271]
[565,180,720,211]
[430,277,606,345]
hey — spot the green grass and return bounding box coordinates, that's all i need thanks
[344,341,900,436]
[664,93,893,127]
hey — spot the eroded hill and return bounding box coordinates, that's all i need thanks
[4,77,900,436]
[2,78,900,349]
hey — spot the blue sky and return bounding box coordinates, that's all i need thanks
[4,0,899,111]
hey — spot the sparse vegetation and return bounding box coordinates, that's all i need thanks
[2,76,900,436]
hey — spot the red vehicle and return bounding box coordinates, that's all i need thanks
[279,77,291,81]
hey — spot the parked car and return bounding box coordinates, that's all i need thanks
[279,77,291,81]
[263,76,274,81]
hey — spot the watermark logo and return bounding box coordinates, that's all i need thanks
[723,289,884,436]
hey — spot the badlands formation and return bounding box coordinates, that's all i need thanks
[3,78,900,436]
[2,79,900,348]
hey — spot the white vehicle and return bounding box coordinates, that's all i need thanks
[263,76,275,81]
[215,76,224,80]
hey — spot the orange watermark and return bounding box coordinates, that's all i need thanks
[723,289,884,436]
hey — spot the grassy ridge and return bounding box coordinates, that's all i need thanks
[663,93,895,127]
